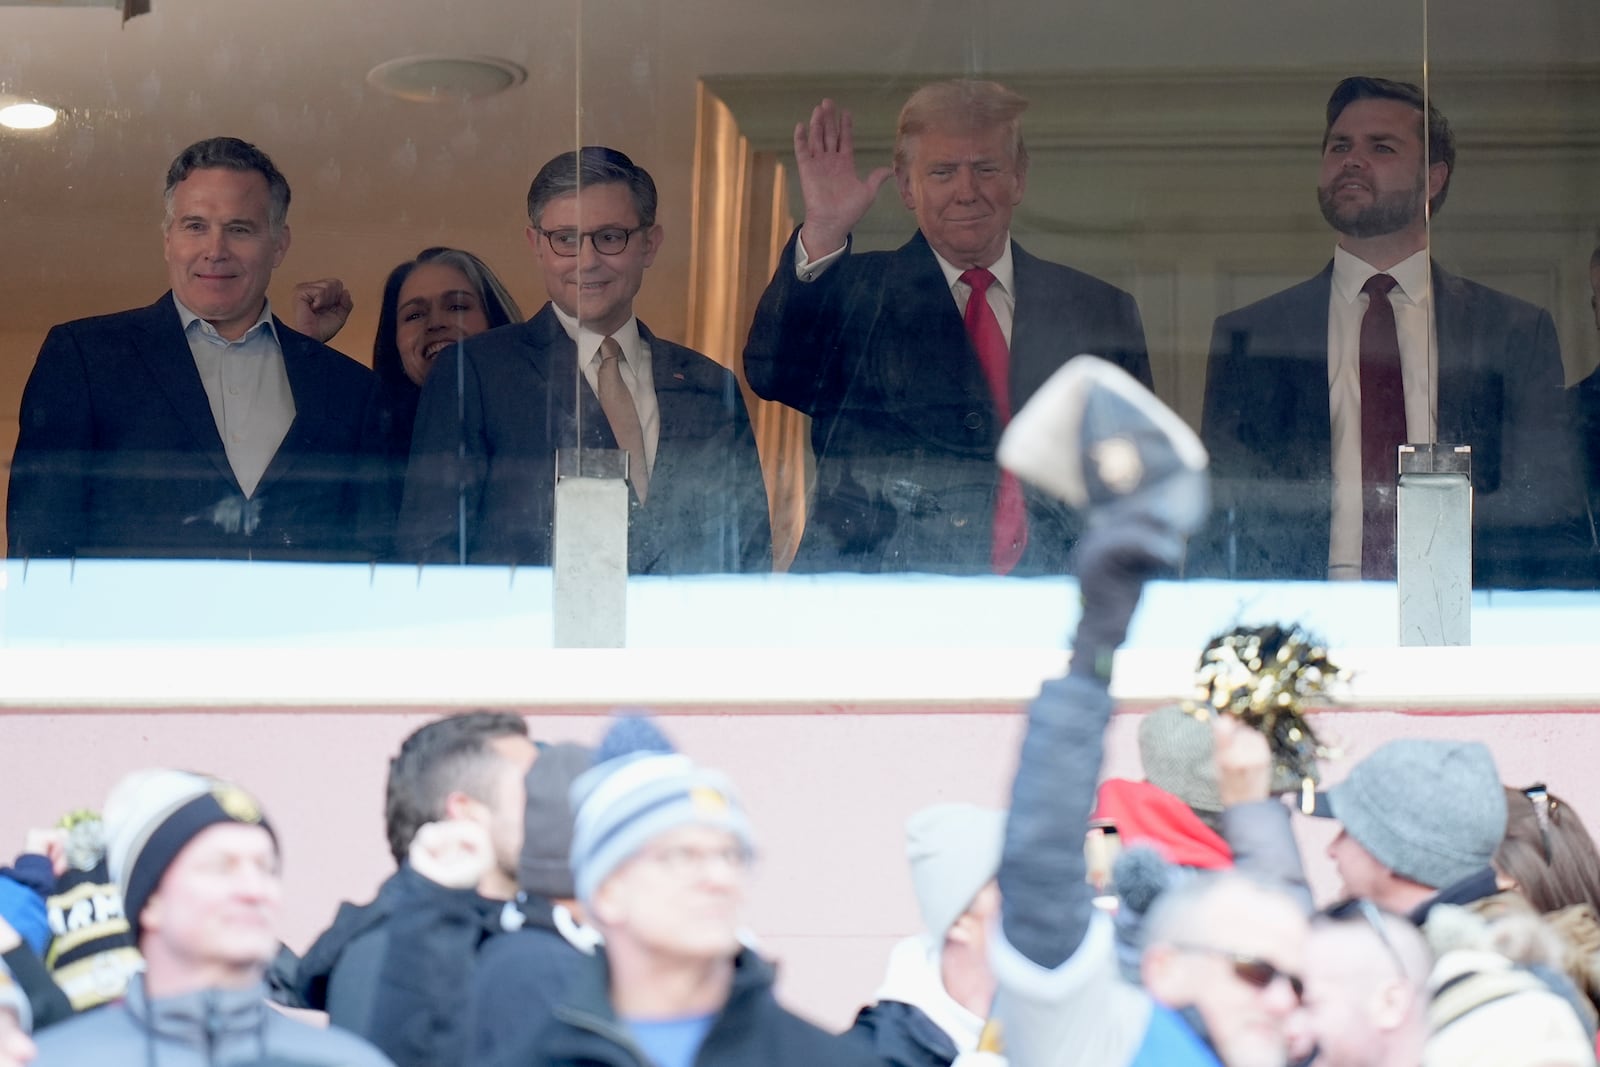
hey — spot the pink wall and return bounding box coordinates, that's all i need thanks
[3,699,1598,1030]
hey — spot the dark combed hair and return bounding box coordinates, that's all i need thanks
[526,146,657,229]
[372,247,524,396]
[163,136,291,232]
[1496,784,1600,917]
[384,710,529,865]
[1324,76,1455,216]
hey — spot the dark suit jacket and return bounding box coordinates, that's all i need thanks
[742,228,1151,575]
[1197,262,1593,588]
[6,293,382,561]
[396,304,771,573]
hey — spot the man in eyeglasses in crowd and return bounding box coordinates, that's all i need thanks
[481,716,882,1067]
[398,146,770,573]
[984,355,1308,1067]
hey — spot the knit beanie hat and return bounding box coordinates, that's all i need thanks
[1318,739,1505,891]
[568,716,754,907]
[104,769,277,940]
[1138,705,1224,815]
[0,959,29,1035]
[905,803,1006,942]
[518,742,593,901]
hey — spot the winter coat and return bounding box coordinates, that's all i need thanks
[485,947,885,1067]
[31,975,393,1066]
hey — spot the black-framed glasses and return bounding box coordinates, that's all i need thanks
[534,225,646,257]
[1322,896,1406,977]
[1172,944,1304,1001]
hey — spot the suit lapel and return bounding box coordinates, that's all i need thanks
[525,305,619,455]
[133,294,237,487]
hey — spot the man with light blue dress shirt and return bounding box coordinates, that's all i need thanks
[7,136,381,561]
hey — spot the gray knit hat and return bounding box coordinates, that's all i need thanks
[568,716,754,906]
[1320,738,1505,890]
[0,959,30,1035]
[1138,705,1223,815]
[518,742,593,900]
[906,804,1006,942]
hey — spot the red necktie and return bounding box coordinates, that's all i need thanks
[960,268,1027,574]
[1359,273,1404,579]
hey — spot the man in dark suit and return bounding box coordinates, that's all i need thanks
[1198,77,1591,588]
[743,80,1151,576]
[396,147,770,573]
[7,137,380,562]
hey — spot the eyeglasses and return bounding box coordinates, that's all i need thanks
[639,842,752,879]
[1323,896,1406,977]
[534,225,646,257]
[1172,944,1304,1001]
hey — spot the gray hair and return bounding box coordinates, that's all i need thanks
[163,136,291,233]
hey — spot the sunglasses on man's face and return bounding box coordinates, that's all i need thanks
[1173,943,1305,1001]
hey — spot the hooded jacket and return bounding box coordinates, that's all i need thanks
[30,974,394,1066]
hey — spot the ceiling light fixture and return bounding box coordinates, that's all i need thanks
[0,102,59,130]
[366,55,527,103]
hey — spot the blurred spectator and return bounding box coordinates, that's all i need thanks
[986,355,1307,1066]
[290,710,533,1048]
[37,811,141,1012]
[1315,738,1506,921]
[482,715,882,1067]
[1423,902,1596,1067]
[31,770,391,1065]
[368,740,596,1067]
[846,803,1005,1067]
[0,960,36,1067]
[0,920,67,1037]
[1496,784,1600,918]
[468,743,599,1064]
[1288,900,1432,1067]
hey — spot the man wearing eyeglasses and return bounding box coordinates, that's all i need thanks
[397,146,771,572]
[985,356,1308,1067]
[481,716,882,1067]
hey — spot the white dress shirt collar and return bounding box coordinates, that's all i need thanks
[172,295,280,348]
[1331,245,1431,308]
[930,237,1017,299]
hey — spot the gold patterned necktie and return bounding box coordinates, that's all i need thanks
[596,335,649,504]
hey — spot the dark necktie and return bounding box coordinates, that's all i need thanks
[959,268,1027,574]
[596,336,649,504]
[1359,273,1403,579]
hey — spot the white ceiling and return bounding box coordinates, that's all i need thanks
[2,0,1597,346]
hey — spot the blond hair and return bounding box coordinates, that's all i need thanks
[894,79,1030,174]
